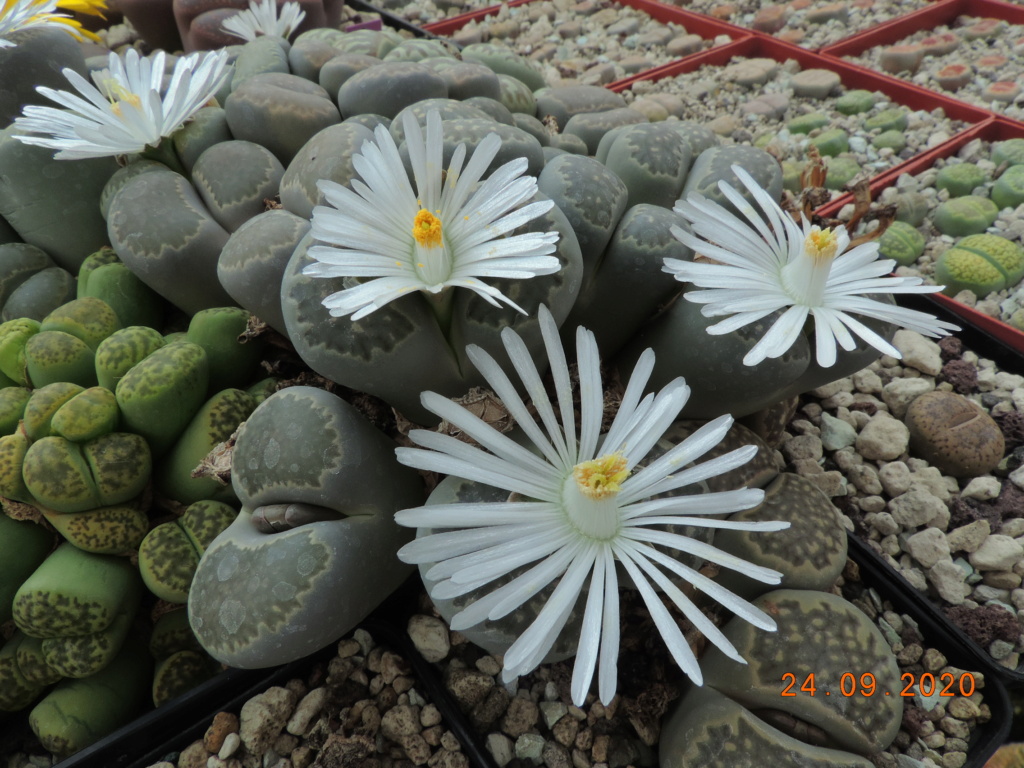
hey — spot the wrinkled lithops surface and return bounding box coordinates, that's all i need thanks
[845,16,1024,121]
[622,57,971,199]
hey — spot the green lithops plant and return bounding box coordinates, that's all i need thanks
[40,297,121,351]
[152,650,217,707]
[139,500,238,603]
[699,589,902,755]
[935,233,1024,296]
[94,325,166,392]
[29,639,151,757]
[932,194,999,236]
[278,121,374,220]
[22,432,151,513]
[189,386,424,667]
[157,388,257,504]
[41,501,149,555]
[150,608,203,661]
[190,140,286,233]
[13,542,139,638]
[0,385,31,435]
[824,156,860,190]
[24,330,97,388]
[872,129,905,152]
[461,43,546,92]
[0,243,56,310]
[834,89,875,115]
[15,634,63,686]
[0,514,52,625]
[863,108,908,133]
[714,474,847,599]
[786,113,829,134]
[41,580,141,678]
[809,127,849,157]
[936,163,988,197]
[992,164,1024,210]
[992,137,1024,168]
[115,341,209,457]
[49,386,119,443]
[172,106,233,175]
[23,381,83,441]
[0,317,40,386]
[877,220,926,266]
[185,307,266,393]
[0,429,35,504]
[681,145,782,218]
[76,249,167,329]
[0,633,47,712]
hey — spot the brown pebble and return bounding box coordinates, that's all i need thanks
[204,712,239,754]
[905,391,1005,477]
[592,734,610,763]
[751,4,788,32]
[423,725,444,746]
[377,685,399,711]
[430,750,470,768]
[292,746,314,768]
[575,728,594,751]
[445,668,494,708]
[402,733,432,765]
[440,730,461,751]
[553,715,580,747]
[421,704,443,728]
[501,696,540,738]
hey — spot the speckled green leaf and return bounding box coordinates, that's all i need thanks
[94,326,165,392]
[50,386,119,443]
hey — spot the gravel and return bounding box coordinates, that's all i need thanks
[843,15,1024,122]
[440,0,734,85]
[784,330,1024,674]
[621,55,971,197]
[664,0,931,50]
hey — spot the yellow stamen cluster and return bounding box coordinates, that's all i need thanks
[573,453,629,500]
[104,80,142,116]
[413,209,443,249]
[805,226,838,263]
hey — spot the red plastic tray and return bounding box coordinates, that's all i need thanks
[819,0,1024,59]
[817,117,1024,356]
[608,34,993,128]
[423,0,748,44]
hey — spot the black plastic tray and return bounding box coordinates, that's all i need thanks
[847,534,1013,767]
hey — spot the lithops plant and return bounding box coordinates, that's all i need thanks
[28,638,151,757]
[13,542,143,679]
[666,589,902,761]
[188,386,424,667]
[149,608,218,706]
[0,513,52,625]
[139,500,238,602]
[934,234,1024,298]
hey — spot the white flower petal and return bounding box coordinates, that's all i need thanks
[669,163,957,367]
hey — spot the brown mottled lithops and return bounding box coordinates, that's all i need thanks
[714,473,846,599]
[904,391,1005,477]
[700,589,902,756]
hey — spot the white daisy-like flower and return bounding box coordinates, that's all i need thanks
[664,165,959,368]
[12,48,229,160]
[394,305,788,707]
[303,110,561,320]
[222,0,305,42]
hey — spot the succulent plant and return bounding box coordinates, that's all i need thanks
[0,513,52,625]
[0,632,49,712]
[94,325,166,392]
[28,638,151,756]
[877,221,925,267]
[115,341,209,457]
[932,195,999,237]
[992,138,1024,168]
[188,386,424,667]
[935,164,988,198]
[834,89,876,116]
[992,164,1024,210]
[935,234,1024,297]
[185,307,266,394]
[139,500,238,602]
[809,128,849,157]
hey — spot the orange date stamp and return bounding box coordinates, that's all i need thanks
[781,672,977,698]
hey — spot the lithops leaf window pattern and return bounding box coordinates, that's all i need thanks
[394,304,789,707]
[0,0,104,46]
[221,0,305,41]
[12,48,229,160]
[303,109,561,321]
[663,164,959,368]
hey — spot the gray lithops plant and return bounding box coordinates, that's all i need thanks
[188,386,424,667]
[281,109,582,423]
